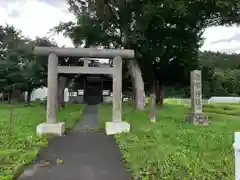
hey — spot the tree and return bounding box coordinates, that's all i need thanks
[0,24,57,104]
[26,37,58,105]
[55,0,240,108]
[199,51,240,70]
[199,51,240,98]
[0,25,28,102]
[54,0,146,109]
[131,0,240,105]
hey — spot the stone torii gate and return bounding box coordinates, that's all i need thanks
[35,47,134,136]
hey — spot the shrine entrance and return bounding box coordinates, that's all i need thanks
[84,75,103,105]
[34,47,134,135]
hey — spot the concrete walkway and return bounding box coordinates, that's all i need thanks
[18,105,130,180]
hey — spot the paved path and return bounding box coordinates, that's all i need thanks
[18,105,130,180]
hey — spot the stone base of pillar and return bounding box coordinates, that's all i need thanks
[36,122,65,136]
[185,114,208,125]
[150,117,156,123]
[105,121,130,135]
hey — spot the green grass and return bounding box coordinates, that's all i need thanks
[99,101,240,179]
[204,103,240,116]
[0,103,83,180]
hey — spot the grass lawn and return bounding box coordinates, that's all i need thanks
[99,100,240,179]
[0,103,83,180]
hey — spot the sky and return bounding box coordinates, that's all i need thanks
[1,0,240,54]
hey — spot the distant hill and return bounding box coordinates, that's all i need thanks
[199,51,240,69]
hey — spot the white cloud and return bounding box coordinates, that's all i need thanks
[0,0,74,47]
[1,0,240,54]
[200,25,240,53]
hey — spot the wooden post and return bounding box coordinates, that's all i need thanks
[149,93,156,123]
[46,53,58,124]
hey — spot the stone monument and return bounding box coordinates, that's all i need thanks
[185,70,208,125]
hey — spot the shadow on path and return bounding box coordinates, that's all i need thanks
[18,105,130,180]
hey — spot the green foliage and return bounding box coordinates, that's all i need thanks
[199,51,240,98]
[0,25,26,92]
[202,69,240,98]
[199,51,240,70]
[54,0,240,91]
[204,103,240,116]
[99,102,239,179]
[162,51,240,98]
[0,24,57,98]
[0,103,84,179]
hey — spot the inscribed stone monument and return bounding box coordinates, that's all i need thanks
[185,70,208,125]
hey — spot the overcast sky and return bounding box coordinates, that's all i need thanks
[1,0,240,54]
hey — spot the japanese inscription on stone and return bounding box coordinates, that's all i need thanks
[191,70,202,114]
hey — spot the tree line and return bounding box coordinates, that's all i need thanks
[1,0,240,107]
[200,51,240,98]
[0,25,57,104]
[164,51,240,98]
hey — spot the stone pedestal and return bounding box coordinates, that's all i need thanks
[105,121,130,135]
[185,114,208,125]
[36,123,65,136]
